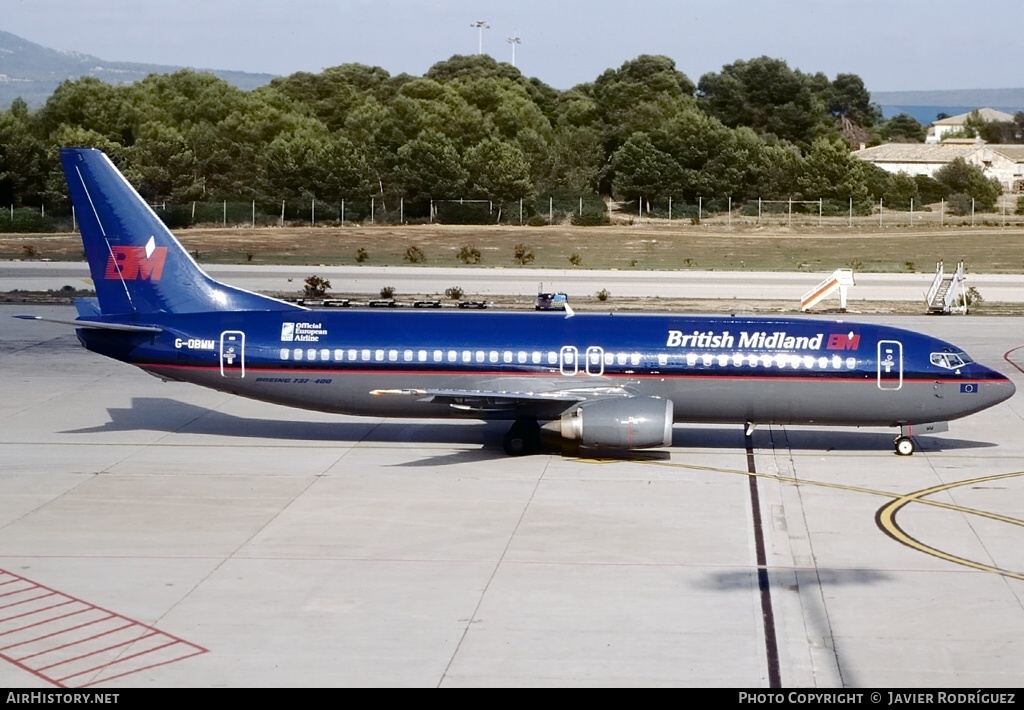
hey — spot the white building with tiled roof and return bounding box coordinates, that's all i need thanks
[967,144,1024,191]
[851,142,980,177]
[925,108,1016,143]
[852,141,1024,191]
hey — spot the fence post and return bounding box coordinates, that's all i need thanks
[787,198,791,227]
[699,196,702,222]
[668,196,672,221]
[549,197,553,225]
[579,196,582,216]
[910,198,914,227]
[371,197,375,224]
[849,198,852,228]
[252,200,255,228]
[223,200,227,226]
[191,201,196,225]
[341,199,345,226]
[971,198,975,227]
[519,198,523,225]
[312,199,316,227]
[757,197,761,225]
[818,198,822,227]
[940,199,944,227]
[400,196,404,224]
[878,198,882,228]
[72,205,76,232]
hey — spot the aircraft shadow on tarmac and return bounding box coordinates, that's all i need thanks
[700,567,892,592]
[61,397,999,458]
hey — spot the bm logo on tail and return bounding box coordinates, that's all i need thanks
[105,245,168,281]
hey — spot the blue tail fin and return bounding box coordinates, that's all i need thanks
[61,147,301,315]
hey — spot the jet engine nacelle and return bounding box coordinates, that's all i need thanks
[556,396,674,449]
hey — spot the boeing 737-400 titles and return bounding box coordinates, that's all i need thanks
[17,148,1016,456]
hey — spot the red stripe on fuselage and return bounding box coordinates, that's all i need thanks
[137,362,991,385]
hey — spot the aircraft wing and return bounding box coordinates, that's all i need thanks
[12,315,163,333]
[370,385,630,413]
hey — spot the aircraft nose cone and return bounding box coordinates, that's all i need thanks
[978,368,1016,408]
[994,373,1016,403]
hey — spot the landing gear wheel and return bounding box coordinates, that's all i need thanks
[503,417,541,456]
[894,436,915,456]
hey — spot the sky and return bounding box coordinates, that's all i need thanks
[5,0,1023,93]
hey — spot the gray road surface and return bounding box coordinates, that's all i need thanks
[1,306,1023,687]
[2,261,1023,303]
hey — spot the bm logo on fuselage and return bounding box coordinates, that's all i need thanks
[105,246,168,280]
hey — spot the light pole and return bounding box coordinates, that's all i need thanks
[470,20,489,54]
[507,32,521,67]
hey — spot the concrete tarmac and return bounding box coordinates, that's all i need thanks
[3,261,1024,303]
[1,306,1023,687]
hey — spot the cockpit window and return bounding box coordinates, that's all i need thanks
[930,352,972,369]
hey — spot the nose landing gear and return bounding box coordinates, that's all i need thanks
[894,436,915,456]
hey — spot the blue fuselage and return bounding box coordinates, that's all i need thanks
[78,309,1015,427]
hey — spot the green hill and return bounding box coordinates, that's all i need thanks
[0,30,274,108]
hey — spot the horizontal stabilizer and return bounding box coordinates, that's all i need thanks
[13,315,163,333]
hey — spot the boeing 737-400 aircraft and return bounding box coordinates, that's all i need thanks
[18,148,1016,456]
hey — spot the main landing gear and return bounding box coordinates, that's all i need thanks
[894,435,915,456]
[503,417,542,456]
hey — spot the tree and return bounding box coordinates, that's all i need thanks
[537,125,604,194]
[609,133,680,201]
[465,139,533,206]
[588,55,696,159]
[828,74,881,127]
[129,122,202,202]
[697,57,839,147]
[395,130,468,203]
[880,113,927,143]
[797,137,870,204]
[0,102,46,206]
[882,171,920,210]
[933,158,1001,211]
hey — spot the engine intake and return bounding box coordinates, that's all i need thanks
[554,396,673,449]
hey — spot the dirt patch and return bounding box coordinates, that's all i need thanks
[4,222,1024,273]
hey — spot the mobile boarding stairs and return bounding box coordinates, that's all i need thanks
[926,260,968,315]
[801,268,855,312]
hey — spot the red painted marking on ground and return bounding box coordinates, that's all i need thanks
[1003,346,1024,375]
[0,569,207,688]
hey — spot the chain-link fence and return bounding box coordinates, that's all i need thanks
[4,193,1023,233]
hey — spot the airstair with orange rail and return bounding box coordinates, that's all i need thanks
[800,268,855,312]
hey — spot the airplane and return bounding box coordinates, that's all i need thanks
[16,147,1016,456]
